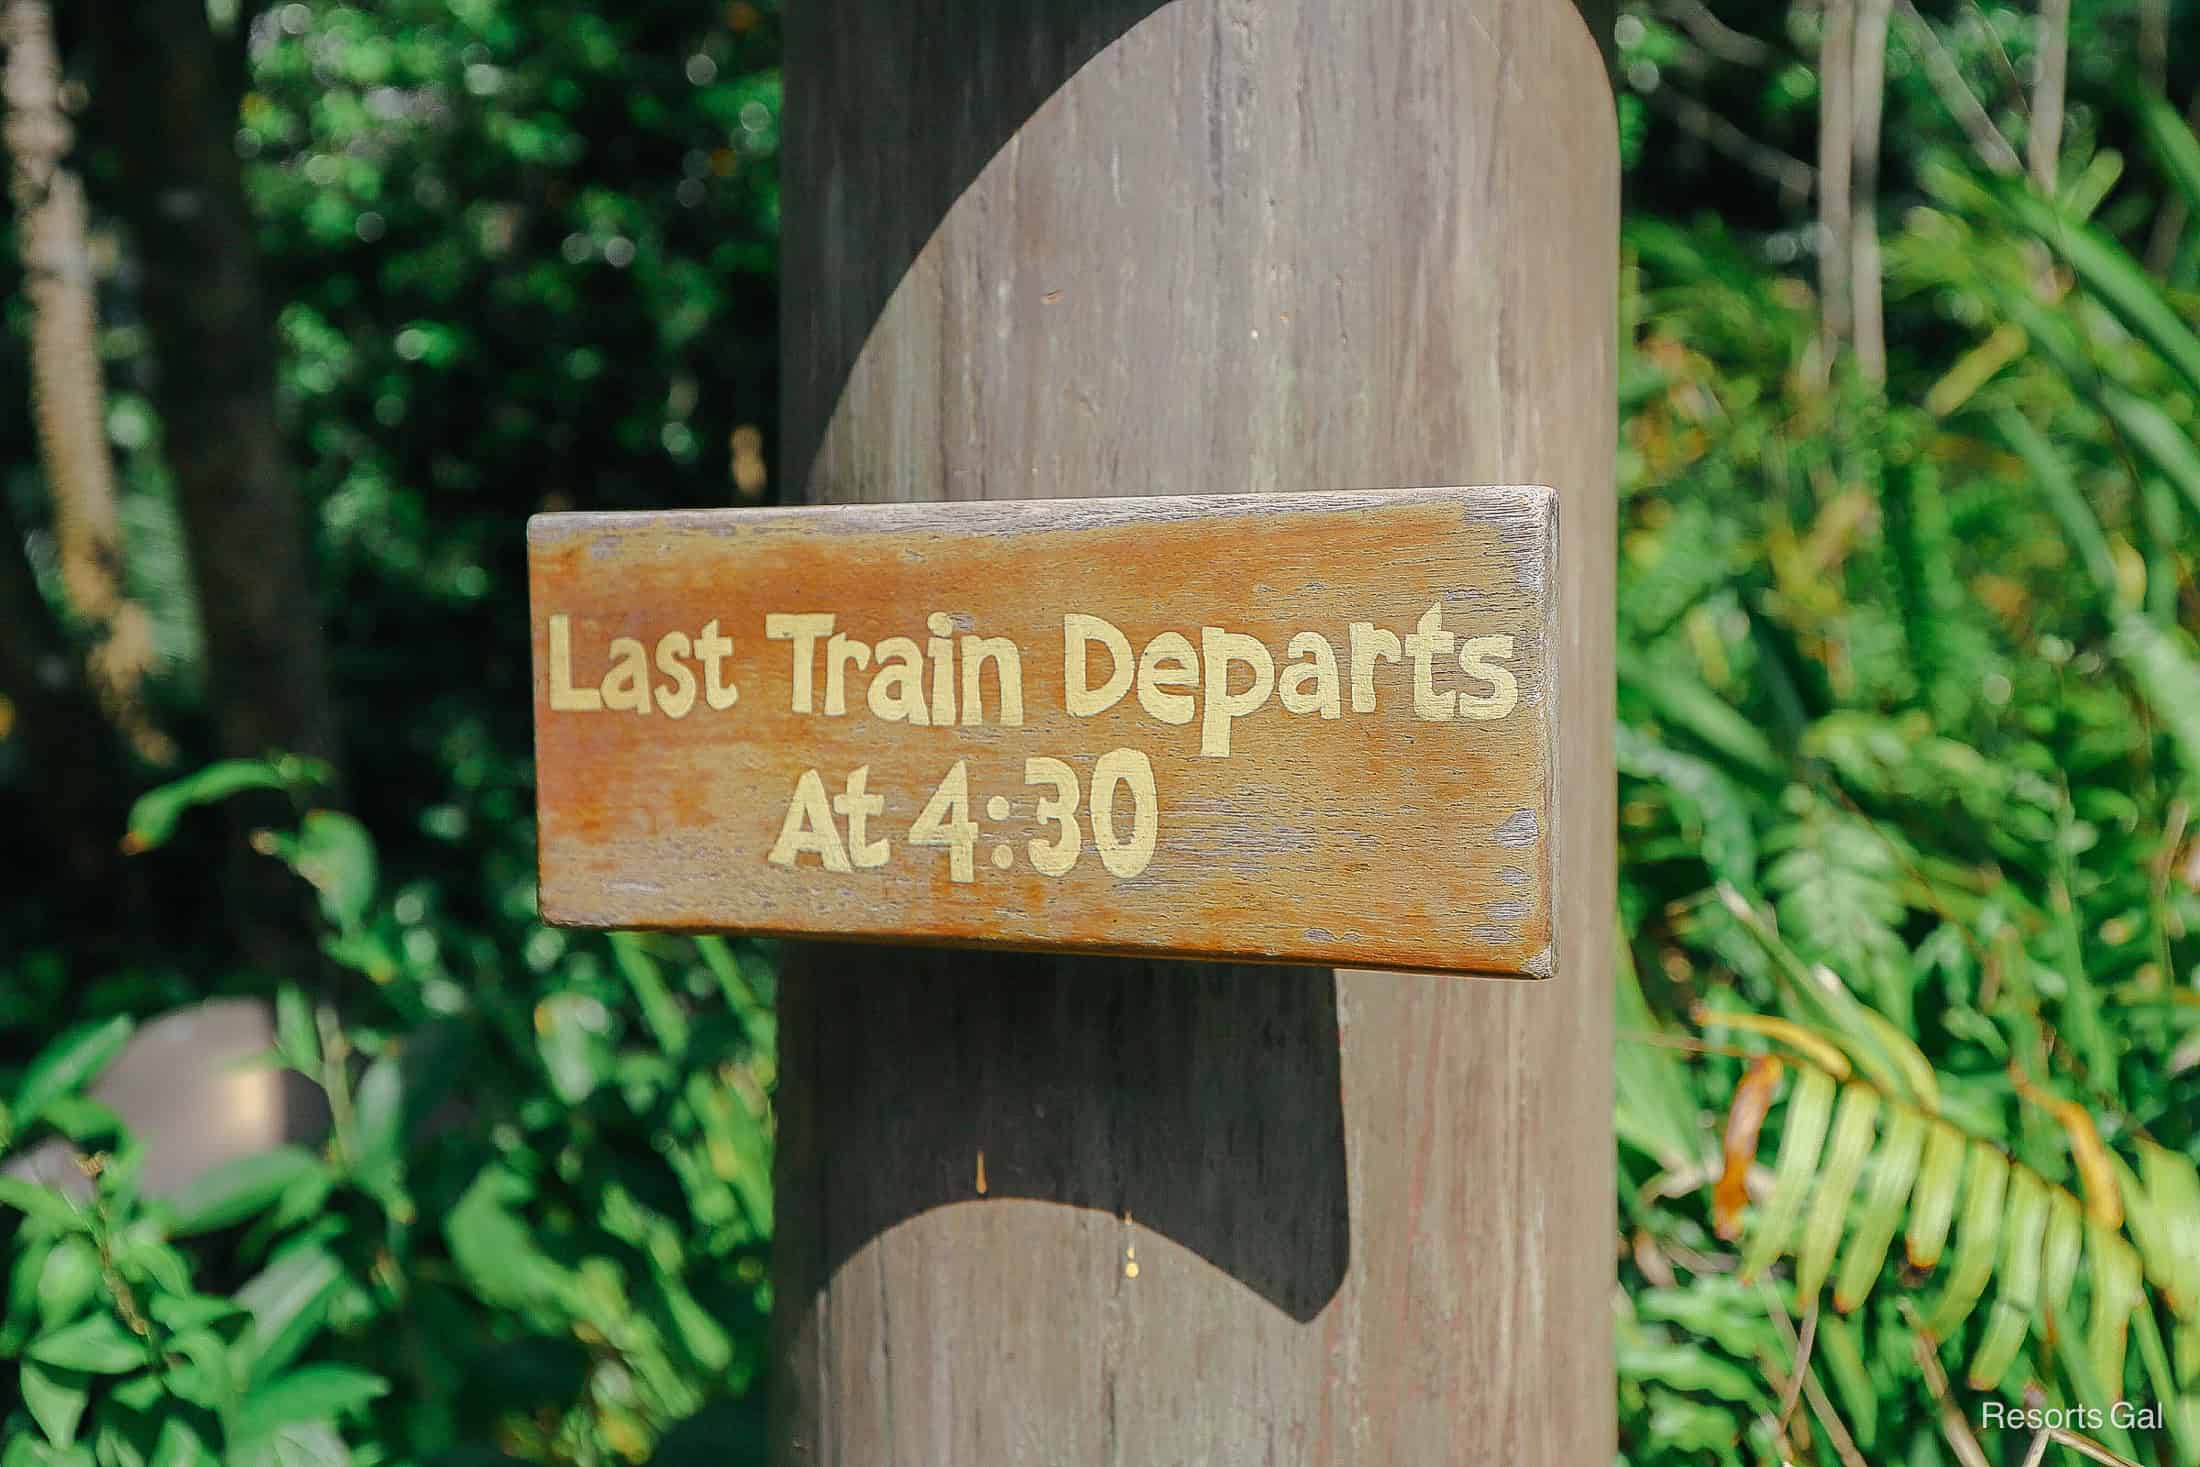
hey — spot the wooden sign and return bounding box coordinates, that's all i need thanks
[528,487,1559,977]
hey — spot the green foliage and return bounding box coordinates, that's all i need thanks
[3,6,785,1456]
[5,0,2200,1461]
[1618,39,2200,1464]
[0,786,776,1463]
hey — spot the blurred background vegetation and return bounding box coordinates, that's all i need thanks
[1,0,2199,1463]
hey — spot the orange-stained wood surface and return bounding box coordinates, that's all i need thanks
[529,487,1557,977]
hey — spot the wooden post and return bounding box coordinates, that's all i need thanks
[775,2,1617,1461]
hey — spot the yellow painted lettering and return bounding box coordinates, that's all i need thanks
[833,765,890,868]
[1403,604,1457,721]
[1278,631,1341,717]
[766,613,836,713]
[825,633,871,716]
[960,635,1025,727]
[696,618,739,710]
[546,614,603,712]
[653,630,697,718]
[1457,635,1519,720]
[601,637,652,716]
[1348,622,1401,713]
[868,637,930,724]
[1136,631,1198,726]
[1199,627,1273,757]
[1064,613,1132,716]
[768,769,852,871]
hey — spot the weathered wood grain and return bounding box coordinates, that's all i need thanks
[530,488,1559,976]
[776,0,1618,1463]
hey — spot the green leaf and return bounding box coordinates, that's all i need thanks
[228,1421,350,1467]
[108,1370,163,1411]
[1715,887,1916,1103]
[147,1292,244,1334]
[2089,1222,2145,1394]
[164,1147,328,1237]
[2136,89,2200,232]
[345,1058,404,1194]
[2132,1301,2193,1451]
[1618,645,1785,785]
[5,1234,54,1355]
[1615,933,1704,1174]
[1815,1313,1879,1451]
[148,1420,218,1467]
[13,1017,134,1133]
[1741,1065,1836,1282]
[162,1327,239,1413]
[1854,1005,1939,1117]
[285,812,377,934]
[1617,1340,1766,1405]
[19,1362,88,1448]
[1834,1105,1926,1312]
[2111,614,2200,795]
[268,1166,335,1232]
[2101,387,2200,524]
[1617,723,1759,891]
[28,1311,147,1374]
[122,758,330,854]
[684,1069,772,1234]
[1619,1337,1768,1407]
[2006,188,2200,393]
[1997,408,2120,602]
[534,993,614,1106]
[274,989,320,1081]
[694,935,773,1051]
[2139,1140,2200,1318]
[1966,1166,2048,1389]
[1922,1142,2007,1338]
[35,1097,120,1149]
[229,1365,389,1441]
[1635,1277,1779,1358]
[611,933,691,1057]
[0,1179,85,1229]
[1764,809,1914,1035]
[233,1244,344,1381]
[1906,1123,1971,1275]
[35,1237,99,1332]
[1796,1085,1878,1302]
[2055,1320,2143,1461]
[445,1166,577,1312]
[2039,1189,2084,1342]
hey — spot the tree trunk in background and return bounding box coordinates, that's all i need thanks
[2028,0,2068,196]
[1850,0,1891,384]
[1818,0,1856,376]
[82,0,338,976]
[0,492,127,889]
[3,0,167,761]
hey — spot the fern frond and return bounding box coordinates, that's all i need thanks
[1833,1105,1926,1310]
[1760,807,1915,1028]
[1923,1142,2007,1341]
[1717,884,1932,1109]
[1708,1041,2200,1419]
[1739,1065,1837,1283]
[1796,1085,1880,1301]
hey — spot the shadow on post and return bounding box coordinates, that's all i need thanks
[776,944,1351,1321]
[781,0,1180,497]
